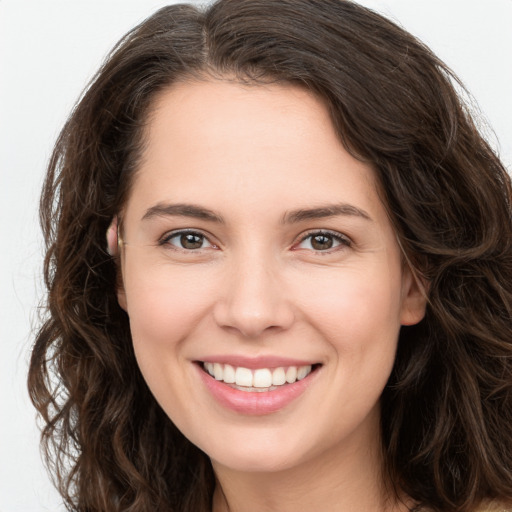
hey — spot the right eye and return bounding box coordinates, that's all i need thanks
[293,230,352,253]
[159,230,215,251]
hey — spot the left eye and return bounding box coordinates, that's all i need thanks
[296,232,350,251]
[161,231,213,250]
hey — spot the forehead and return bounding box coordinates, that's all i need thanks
[144,78,338,161]
[125,79,382,223]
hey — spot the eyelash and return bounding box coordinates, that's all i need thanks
[158,230,216,251]
[294,230,352,253]
[158,229,352,253]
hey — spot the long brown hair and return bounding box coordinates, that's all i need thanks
[29,1,512,510]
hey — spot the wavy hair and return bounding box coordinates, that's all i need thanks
[29,1,512,510]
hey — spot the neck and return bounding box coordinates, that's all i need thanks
[211,414,410,512]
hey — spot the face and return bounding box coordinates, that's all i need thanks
[116,80,426,475]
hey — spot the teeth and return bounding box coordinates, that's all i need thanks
[203,362,314,388]
[297,365,312,380]
[235,367,253,387]
[272,367,286,386]
[253,368,272,388]
[223,364,235,384]
[285,366,297,383]
[213,362,223,380]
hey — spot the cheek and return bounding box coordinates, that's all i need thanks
[122,266,219,436]
[122,264,217,372]
[295,268,403,418]
[292,264,404,408]
[295,266,404,348]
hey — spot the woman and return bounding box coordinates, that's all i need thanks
[28,0,512,510]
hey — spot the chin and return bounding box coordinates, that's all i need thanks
[193,424,321,475]
[211,448,304,474]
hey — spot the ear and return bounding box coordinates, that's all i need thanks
[106,216,128,311]
[116,276,128,312]
[106,216,119,256]
[400,266,428,326]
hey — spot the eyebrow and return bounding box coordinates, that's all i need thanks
[141,203,225,223]
[141,202,372,224]
[283,203,372,224]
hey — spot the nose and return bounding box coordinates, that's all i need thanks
[212,252,295,339]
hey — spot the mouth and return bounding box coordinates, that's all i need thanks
[200,361,320,392]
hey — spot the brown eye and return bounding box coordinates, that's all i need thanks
[180,233,204,249]
[311,234,333,250]
[161,231,213,250]
[296,231,351,252]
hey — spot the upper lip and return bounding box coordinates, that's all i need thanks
[197,355,320,369]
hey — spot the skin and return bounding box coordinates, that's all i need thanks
[116,79,426,511]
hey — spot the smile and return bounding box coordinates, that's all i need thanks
[202,362,313,391]
[196,360,321,415]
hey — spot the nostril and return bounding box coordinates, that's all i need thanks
[213,301,295,339]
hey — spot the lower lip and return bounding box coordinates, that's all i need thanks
[195,364,318,415]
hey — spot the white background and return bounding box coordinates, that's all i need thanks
[1,1,511,510]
